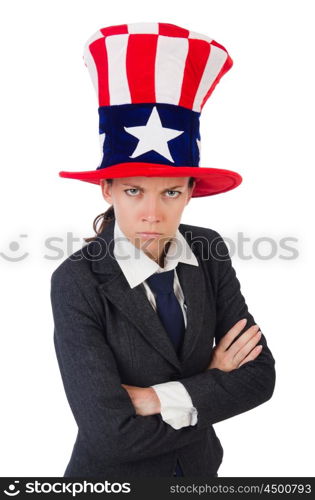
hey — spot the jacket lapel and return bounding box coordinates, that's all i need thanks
[90,219,206,371]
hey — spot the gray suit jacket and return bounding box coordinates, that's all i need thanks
[50,219,276,478]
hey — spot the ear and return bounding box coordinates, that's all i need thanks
[100,179,113,204]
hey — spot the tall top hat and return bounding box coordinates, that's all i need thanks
[59,22,242,197]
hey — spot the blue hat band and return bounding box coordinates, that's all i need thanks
[97,103,201,170]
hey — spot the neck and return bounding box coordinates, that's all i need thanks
[144,240,171,268]
[157,240,172,268]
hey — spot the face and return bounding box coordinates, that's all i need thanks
[101,176,196,266]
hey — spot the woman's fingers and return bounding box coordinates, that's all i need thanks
[218,318,249,351]
[232,330,262,366]
[209,319,263,372]
[238,344,263,367]
[227,324,261,357]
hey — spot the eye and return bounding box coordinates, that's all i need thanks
[124,188,140,196]
[165,190,181,198]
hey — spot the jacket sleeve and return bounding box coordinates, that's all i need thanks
[51,267,209,467]
[179,233,276,429]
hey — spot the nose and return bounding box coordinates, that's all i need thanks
[141,195,162,224]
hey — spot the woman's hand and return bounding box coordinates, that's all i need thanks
[207,318,263,372]
[121,384,161,416]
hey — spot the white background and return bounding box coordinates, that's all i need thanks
[0,0,314,477]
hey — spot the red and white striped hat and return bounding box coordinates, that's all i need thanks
[59,22,242,197]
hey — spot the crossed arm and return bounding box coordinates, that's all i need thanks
[122,318,264,417]
[122,234,275,423]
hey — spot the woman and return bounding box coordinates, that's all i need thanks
[51,22,276,478]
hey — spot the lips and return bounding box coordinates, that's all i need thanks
[136,232,162,239]
[137,232,161,235]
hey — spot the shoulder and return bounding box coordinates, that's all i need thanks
[50,239,99,292]
[50,241,108,330]
[178,222,229,259]
[50,240,106,326]
[179,221,224,240]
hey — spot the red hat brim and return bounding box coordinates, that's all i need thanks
[59,163,242,197]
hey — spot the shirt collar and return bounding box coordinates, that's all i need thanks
[113,218,199,289]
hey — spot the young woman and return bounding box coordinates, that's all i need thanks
[51,23,276,478]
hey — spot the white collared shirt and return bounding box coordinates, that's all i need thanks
[113,219,198,429]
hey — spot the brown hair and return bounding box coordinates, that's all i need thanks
[84,176,196,243]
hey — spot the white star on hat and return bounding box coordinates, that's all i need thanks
[124,106,184,163]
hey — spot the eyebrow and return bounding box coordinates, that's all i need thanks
[121,183,186,190]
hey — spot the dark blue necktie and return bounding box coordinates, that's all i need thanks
[146,269,185,477]
[146,269,185,355]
